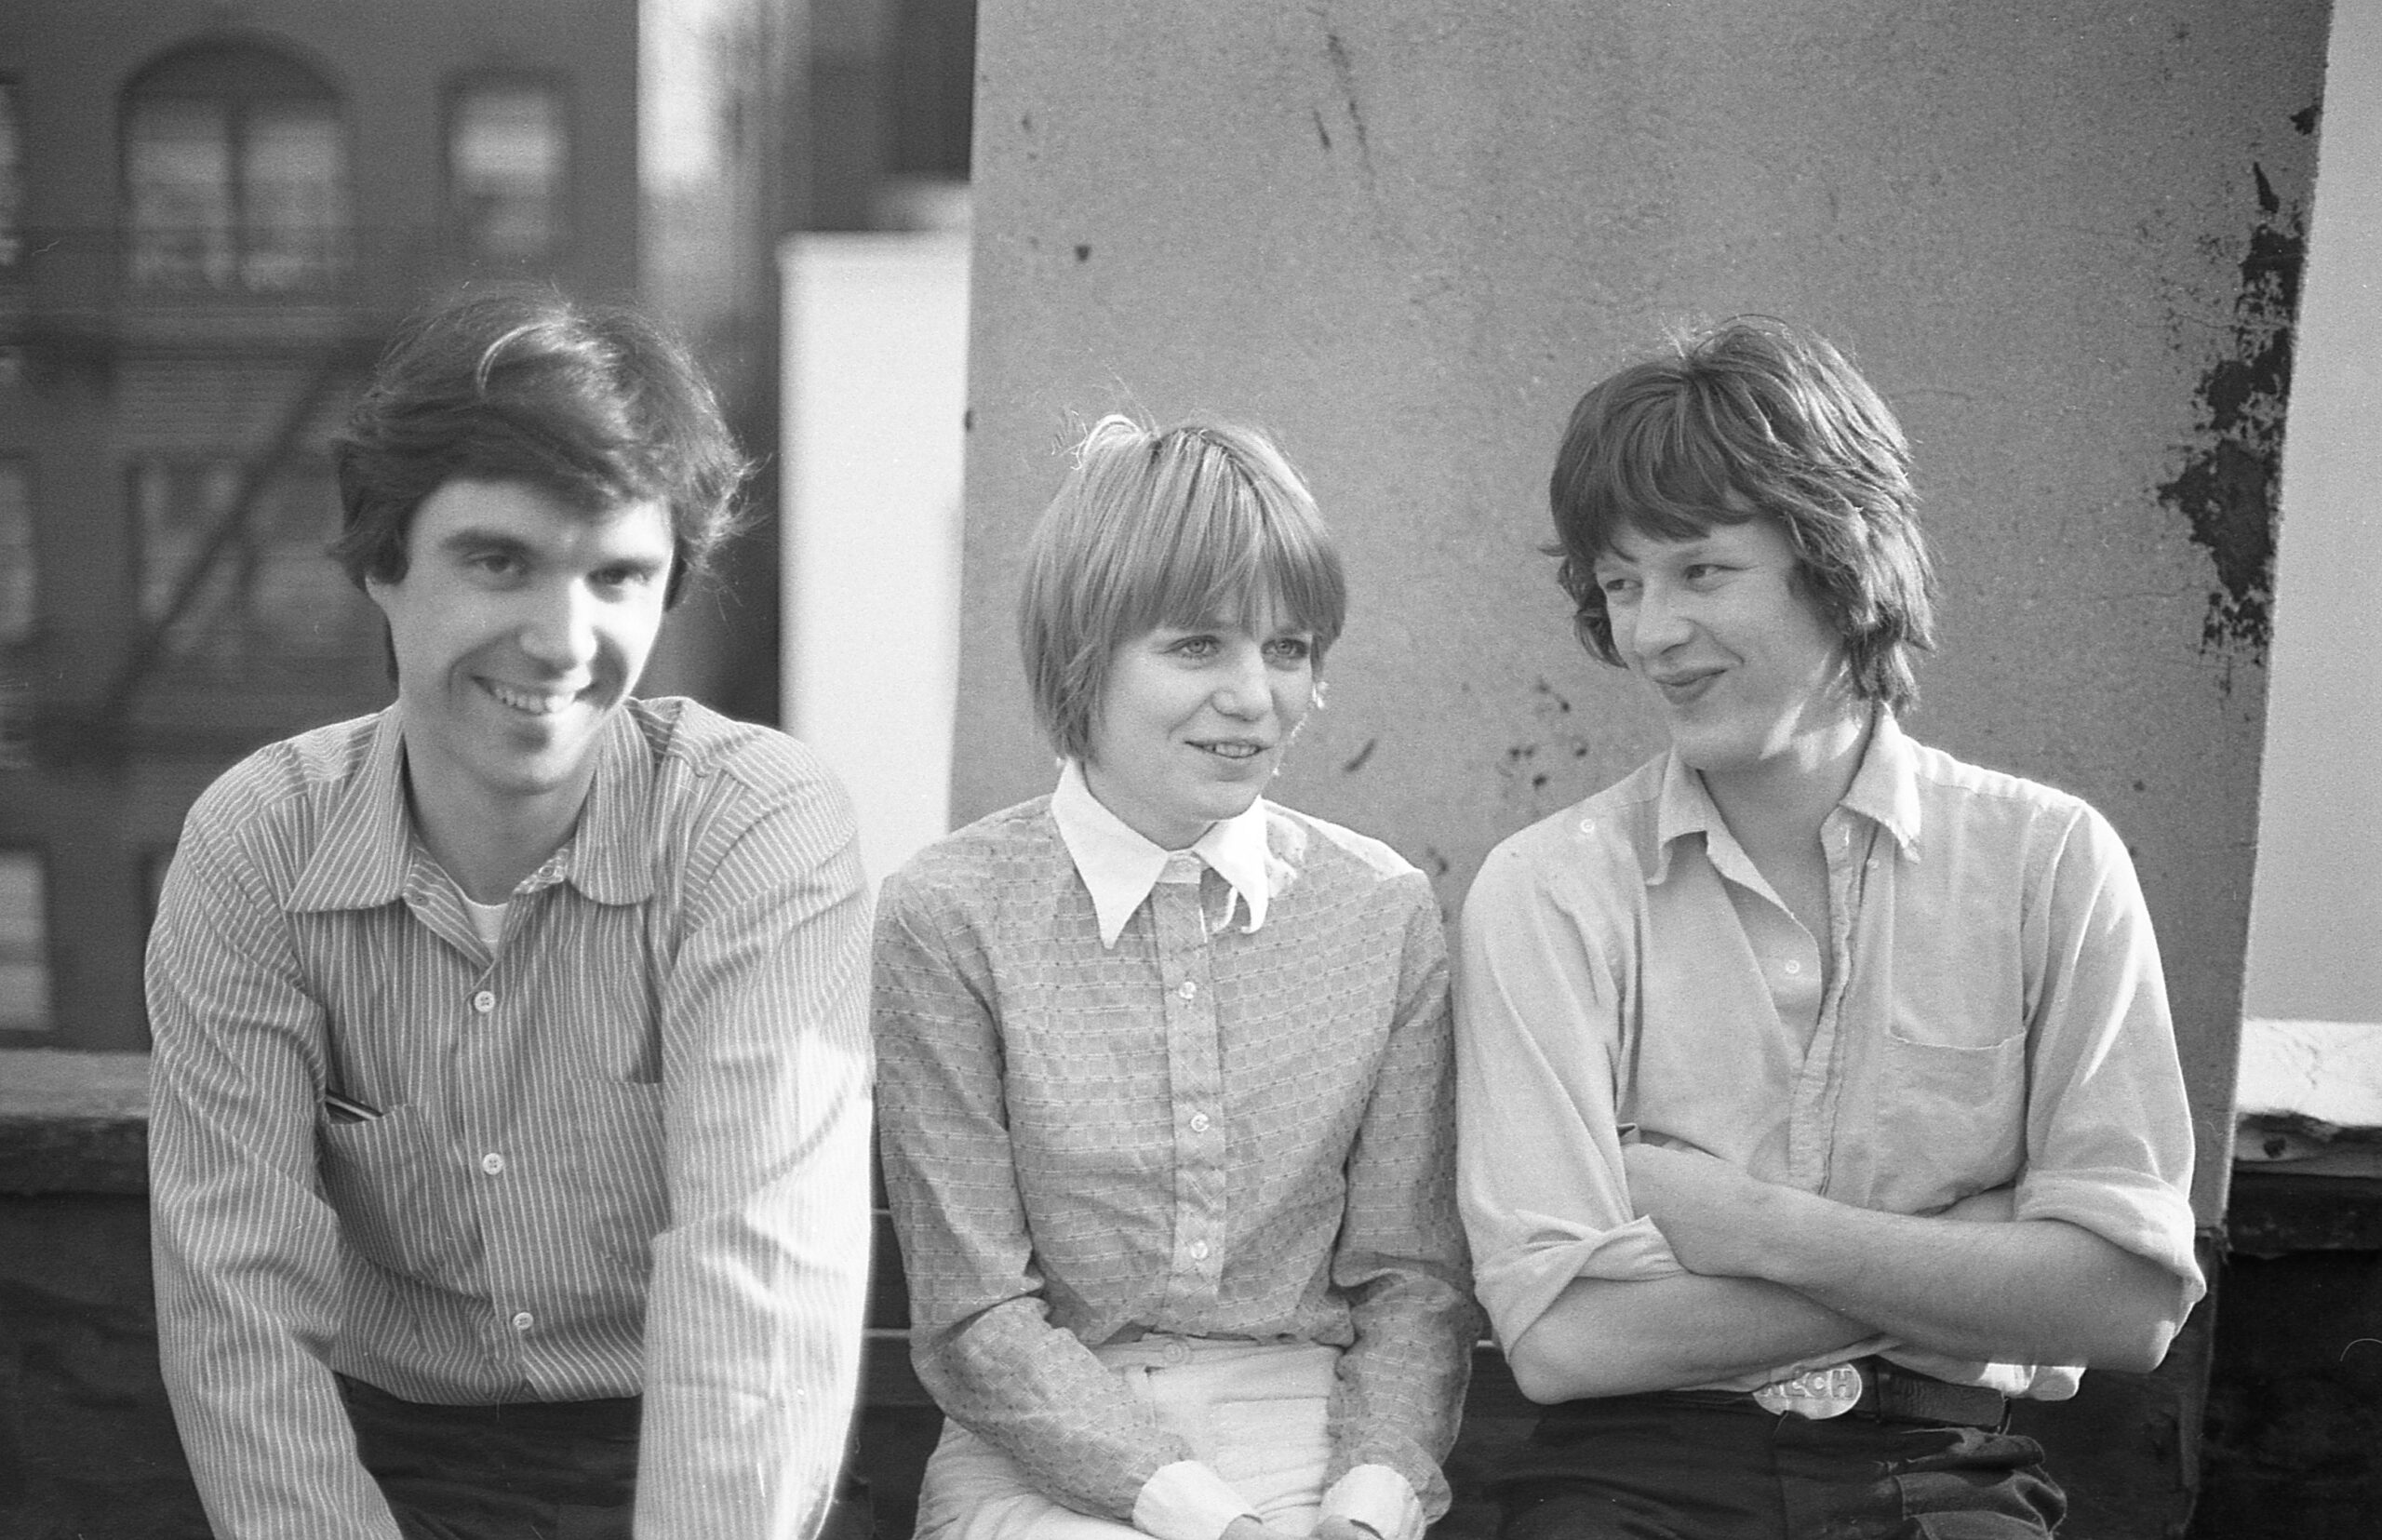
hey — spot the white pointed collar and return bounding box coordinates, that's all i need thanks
[1050,759,1276,948]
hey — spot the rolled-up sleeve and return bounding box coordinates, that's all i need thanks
[1453,836,1684,1354]
[637,772,877,1540]
[2014,804,2204,1293]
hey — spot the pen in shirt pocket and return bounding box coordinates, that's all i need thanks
[1616,1121,1641,1145]
[324,1090,384,1124]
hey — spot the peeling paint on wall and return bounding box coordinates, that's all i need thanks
[2159,112,2317,662]
[1496,676,1599,818]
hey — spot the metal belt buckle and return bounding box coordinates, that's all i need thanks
[1752,1361,1865,1419]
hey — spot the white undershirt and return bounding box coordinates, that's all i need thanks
[462,894,510,951]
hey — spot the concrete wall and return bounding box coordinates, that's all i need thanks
[954,0,2331,1226]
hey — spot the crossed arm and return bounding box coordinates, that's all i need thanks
[1504,1152,2189,1404]
[1455,811,2202,1411]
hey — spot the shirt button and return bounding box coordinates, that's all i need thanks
[1164,1340,1190,1365]
[1177,980,1198,1001]
[1784,959,1803,976]
[1189,1112,1211,1133]
[1189,1240,1210,1261]
[1866,859,1880,871]
[481,1152,505,1175]
[471,990,496,1014]
[511,1311,534,1332]
[1577,818,1596,836]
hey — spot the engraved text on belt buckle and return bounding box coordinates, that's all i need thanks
[1751,1361,1865,1419]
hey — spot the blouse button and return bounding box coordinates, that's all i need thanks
[1189,1112,1211,1133]
[472,989,497,1014]
[1783,959,1803,976]
[1177,980,1198,1001]
[1189,1240,1211,1261]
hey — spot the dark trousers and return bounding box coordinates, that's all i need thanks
[338,1374,640,1540]
[1493,1393,2066,1540]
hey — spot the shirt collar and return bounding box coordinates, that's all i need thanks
[1840,709,1923,857]
[1049,759,1276,947]
[286,703,659,913]
[287,706,415,911]
[1646,707,1921,885]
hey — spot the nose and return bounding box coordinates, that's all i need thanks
[517,580,600,673]
[1210,643,1272,718]
[1626,579,1694,661]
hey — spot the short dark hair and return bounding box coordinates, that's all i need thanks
[1018,414,1347,765]
[330,285,750,607]
[1547,318,1937,713]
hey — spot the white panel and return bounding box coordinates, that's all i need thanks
[2244,6,2382,1027]
[782,232,971,891]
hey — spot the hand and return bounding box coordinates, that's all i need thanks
[1312,1519,1383,1540]
[1221,1518,1308,1540]
[1622,1140,1782,1279]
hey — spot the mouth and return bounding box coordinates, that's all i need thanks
[1648,668,1722,706]
[1187,738,1271,763]
[480,677,588,717]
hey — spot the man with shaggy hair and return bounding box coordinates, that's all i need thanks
[1456,319,2202,1539]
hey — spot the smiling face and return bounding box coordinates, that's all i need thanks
[1081,600,1317,850]
[1592,516,1866,792]
[368,477,674,824]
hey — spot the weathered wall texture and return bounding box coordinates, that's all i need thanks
[955,1,2330,1225]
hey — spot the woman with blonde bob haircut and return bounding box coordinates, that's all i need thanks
[875,414,1479,1540]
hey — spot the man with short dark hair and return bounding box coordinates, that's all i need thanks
[1455,320,2203,1539]
[148,287,874,1539]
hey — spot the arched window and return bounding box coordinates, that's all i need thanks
[122,38,348,290]
[448,75,568,263]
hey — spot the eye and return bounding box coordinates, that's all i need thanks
[1168,634,1221,661]
[1264,635,1314,666]
[1596,572,1639,600]
[1681,562,1731,584]
[467,549,526,582]
[591,564,662,594]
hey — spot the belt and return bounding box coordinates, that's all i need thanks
[1848,1359,2008,1427]
[1662,1358,2007,1428]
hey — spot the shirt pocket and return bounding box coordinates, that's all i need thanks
[1875,1015,2027,1212]
[318,1105,459,1284]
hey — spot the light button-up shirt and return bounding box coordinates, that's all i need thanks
[1456,715,2203,1398]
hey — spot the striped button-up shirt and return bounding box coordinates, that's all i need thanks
[147,698,875,1540]
[873,786,1479,1530]
[1455,714,2203,1396]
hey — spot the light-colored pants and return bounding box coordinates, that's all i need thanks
[914,1336,1340,1540]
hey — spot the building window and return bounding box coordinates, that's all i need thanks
[130,457,355,658]
[0,458,30,646]
[123,39,348,290]
[449,78,567,263]
[0,850,49,1033]
[1,79,23,268]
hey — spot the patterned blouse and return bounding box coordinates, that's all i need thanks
[873,786,1479,1526]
